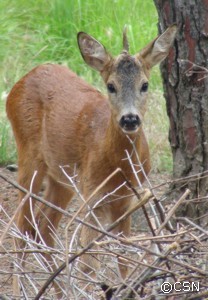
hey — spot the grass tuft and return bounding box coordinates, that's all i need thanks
[0,119,16,165]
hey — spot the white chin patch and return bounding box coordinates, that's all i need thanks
[121,127,139,134]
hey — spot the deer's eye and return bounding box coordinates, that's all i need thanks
[141,82,148,93]
[107,83,116,94]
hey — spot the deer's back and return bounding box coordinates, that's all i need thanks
[7,64,110,173]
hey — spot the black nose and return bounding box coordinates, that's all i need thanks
[119,114,141,132]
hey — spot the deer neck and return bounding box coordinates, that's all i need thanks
[103,114,140,165]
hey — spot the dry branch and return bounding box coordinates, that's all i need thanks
[34,189,152,299]
[1,169,208,299]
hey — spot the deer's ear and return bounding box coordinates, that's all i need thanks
[138,25,177,68]
[78,32,112,72]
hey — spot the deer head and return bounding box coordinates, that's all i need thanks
[78,25,177,134]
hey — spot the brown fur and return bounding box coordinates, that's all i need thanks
[6,26,177,294]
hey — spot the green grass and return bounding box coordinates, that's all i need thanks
[0,0,172,172]
[0,121,16,165]
[144,92,173,173]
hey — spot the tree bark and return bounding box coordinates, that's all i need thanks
[153,0,208,220]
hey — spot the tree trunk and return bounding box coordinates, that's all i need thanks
[153,0,208,220]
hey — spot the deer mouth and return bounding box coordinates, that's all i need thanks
[121,126,139,134]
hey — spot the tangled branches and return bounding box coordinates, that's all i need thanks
[0,164,208,299]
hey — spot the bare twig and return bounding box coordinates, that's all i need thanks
[34,189,152,299]
[156,189,190,235]
[1,167,208,300]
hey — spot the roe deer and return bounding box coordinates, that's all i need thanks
[7,25,177,290]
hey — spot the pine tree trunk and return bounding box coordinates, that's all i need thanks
[153,0,208,220]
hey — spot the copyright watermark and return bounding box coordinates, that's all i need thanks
[161,281,200,294]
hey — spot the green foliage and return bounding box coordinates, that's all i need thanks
[0,0,159,88]
[0,0,172,171]
[144,91,173,173]
[0,120,16,165]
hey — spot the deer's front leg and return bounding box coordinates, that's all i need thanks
[79,205,112,279]
[114,216,131,279]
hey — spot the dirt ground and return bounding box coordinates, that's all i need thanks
[0,166,171,299]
